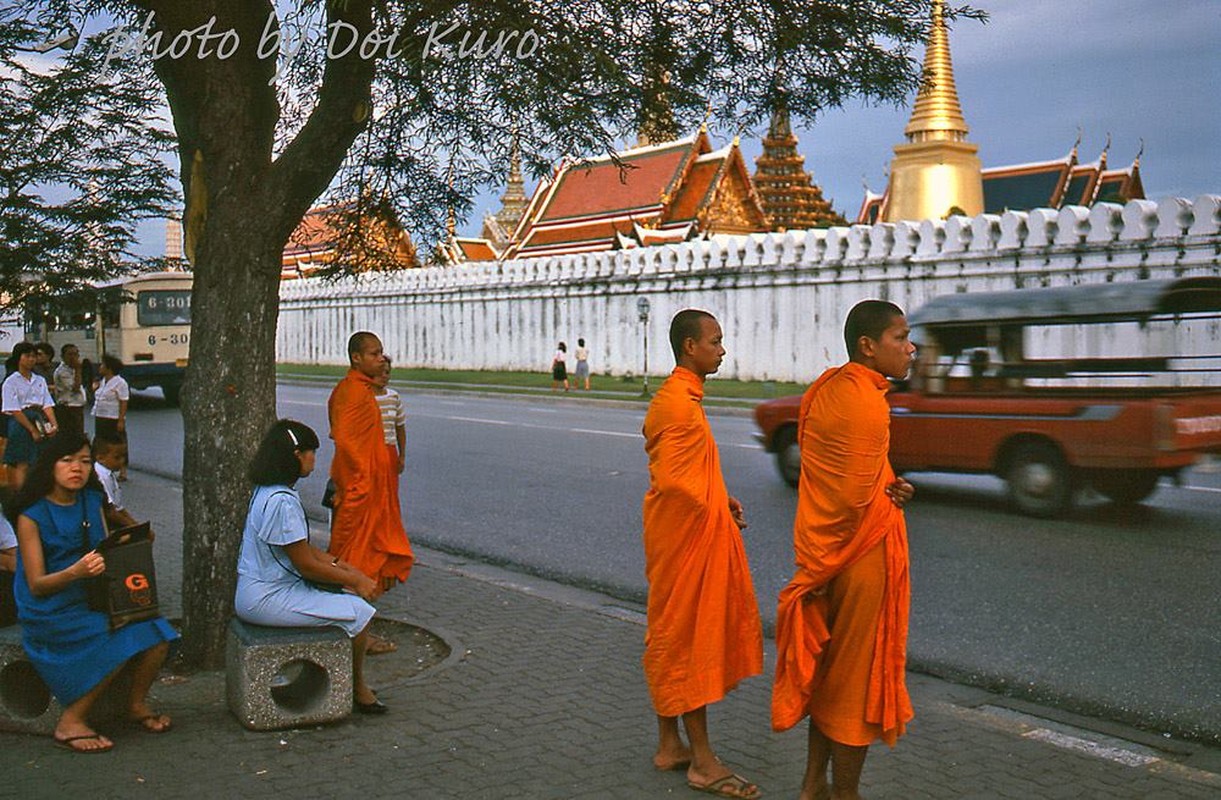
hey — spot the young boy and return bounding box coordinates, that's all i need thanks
[93,433,138,529]
[373,359,406,474]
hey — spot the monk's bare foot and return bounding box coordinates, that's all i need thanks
[798,777,830,800]
[830,789,864,800]
[653,743,693,771]
[686,761,760,799]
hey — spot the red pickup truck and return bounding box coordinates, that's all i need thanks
[754,277,1221,516]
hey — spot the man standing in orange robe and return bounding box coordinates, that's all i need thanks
[328,332,415,593]
[772,300,916,800]
[642,309,764,799]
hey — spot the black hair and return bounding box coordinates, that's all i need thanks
[10,342,37,361]
[557,341,567,352]
[34,342,54,358]
[844,300,905,359]
[247,419,321,486]
[347,331,377,358]
[100,353,124,375]
[60,343,79,358]
[669,309,715,361]
[11,431,103,520]
[577,338,585,347]
[92,430,126,454]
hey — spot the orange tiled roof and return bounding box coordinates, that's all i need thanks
[506,131,766,259]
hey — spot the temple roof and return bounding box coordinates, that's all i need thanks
[281,204,418,279]
[858,148,1145,223]
[505,131,767,260]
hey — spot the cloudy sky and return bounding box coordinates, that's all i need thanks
[458,0,1221,235]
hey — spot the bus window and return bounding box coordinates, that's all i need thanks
[137,290,192,326]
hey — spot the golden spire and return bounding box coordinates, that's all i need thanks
[903,0,970,143]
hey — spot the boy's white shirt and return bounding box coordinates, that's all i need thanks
[94,461,124,510]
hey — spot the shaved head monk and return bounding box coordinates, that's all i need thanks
[328,332,415,595]
[772,300,917,800]
[642,309,764,799]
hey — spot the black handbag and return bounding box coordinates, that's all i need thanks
[321,479,337,510]
[78,499,161,631]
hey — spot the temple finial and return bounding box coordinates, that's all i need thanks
[903,0,970,142]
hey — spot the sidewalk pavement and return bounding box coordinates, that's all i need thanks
[4,471,1220,799]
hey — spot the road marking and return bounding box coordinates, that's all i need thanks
[569,428,638,439]
[278,399,318,408]
[1022,727,1160,767]
[446,415,512,426]
[1181,485,1221,494]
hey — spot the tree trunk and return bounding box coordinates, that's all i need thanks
[146,0,375,668]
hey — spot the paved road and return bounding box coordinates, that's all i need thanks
[121,383,1221,743]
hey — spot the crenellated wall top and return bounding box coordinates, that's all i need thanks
[279,195,1221,300]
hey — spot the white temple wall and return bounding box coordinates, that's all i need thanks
[276,196,1221,383]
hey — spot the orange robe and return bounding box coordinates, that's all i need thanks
[642,367,763,717]
[771,362,912,746]
[327,369,414,583]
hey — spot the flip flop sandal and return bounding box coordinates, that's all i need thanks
[53,734,114,754]
[686,773,762,799]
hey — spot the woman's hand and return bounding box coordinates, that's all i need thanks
[73,550,105,579]
[116,418,126,433]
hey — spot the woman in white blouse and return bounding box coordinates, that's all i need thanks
[92,355,129,480]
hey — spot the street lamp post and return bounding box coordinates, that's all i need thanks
[636,296,651,397]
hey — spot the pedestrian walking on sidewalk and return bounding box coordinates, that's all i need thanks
[573,337,591,391]
[550,341,569,391]
[234,419,387,714]
[641,309,763,799]
[11,432,178,753]
[772,300,916,800]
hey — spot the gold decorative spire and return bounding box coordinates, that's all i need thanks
[882,0,982,222]
[903,0,970,143]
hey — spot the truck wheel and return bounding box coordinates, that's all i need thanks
[162,383,182,407]
[1005,442,1072,518]
[773,426,800,488]
[1091,470,1160,505]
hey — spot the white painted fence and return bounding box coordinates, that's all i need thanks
[277,196,1221,382]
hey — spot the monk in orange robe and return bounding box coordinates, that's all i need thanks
[642,310,764,799]
[772,300,917,800]
[328,332,415,594]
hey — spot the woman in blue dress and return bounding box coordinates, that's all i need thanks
[12,432,178,753]
[235,419,386,714]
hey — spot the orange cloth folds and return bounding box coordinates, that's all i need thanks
[771,362,912,745]
[328,369,414,583]
[642,367,763,717]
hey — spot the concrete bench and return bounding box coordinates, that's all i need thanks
[0,625,132,735]
[225,618,352,731]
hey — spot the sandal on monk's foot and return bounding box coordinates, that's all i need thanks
[687,772,761,799]
[53,733,113,754]
[131,713,172,733]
